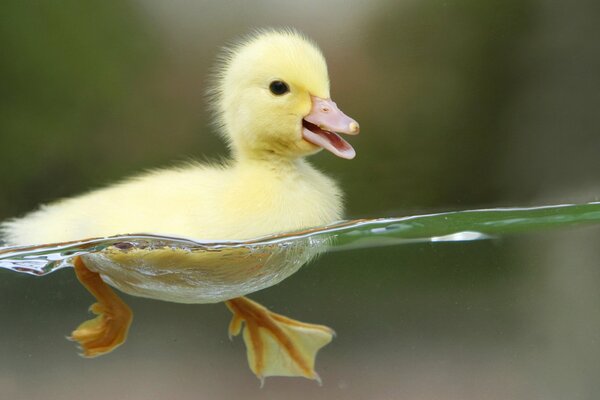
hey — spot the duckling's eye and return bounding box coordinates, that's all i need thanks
[269,80,289,95]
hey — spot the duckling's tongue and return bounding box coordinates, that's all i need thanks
[302,96,359,160]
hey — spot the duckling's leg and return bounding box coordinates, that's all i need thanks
[69,256,133,357]
[225,296,334,384]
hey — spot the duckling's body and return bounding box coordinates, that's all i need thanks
[1,29,359,384]
[3,158,341,245]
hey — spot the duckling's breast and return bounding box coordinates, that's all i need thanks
[212,159,344,239]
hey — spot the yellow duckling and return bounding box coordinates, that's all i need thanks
[1,29,359,383]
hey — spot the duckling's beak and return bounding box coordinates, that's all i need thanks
[302,96,359,159]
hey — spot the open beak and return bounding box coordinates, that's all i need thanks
[302,96,359,159]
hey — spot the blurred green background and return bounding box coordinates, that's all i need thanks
[1,1,599,399]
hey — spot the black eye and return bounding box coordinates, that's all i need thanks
[269,80,289,95]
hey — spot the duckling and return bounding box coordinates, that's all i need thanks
[1,29,359,383]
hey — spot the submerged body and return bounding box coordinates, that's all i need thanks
[1,29,359,383]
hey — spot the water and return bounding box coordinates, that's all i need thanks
[1,202,599,303]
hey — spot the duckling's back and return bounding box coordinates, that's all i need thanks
[1,160,343,246]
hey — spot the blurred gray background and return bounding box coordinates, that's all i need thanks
[1,0,599,399]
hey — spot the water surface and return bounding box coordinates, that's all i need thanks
[2,202,598,276]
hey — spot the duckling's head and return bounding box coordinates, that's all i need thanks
[213,29,359,161]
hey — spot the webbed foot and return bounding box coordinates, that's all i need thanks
[69,256,133,357]
[225,296,334,384]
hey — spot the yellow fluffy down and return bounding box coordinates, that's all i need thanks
[2,160,341,245]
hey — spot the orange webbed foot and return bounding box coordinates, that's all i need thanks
[69,301,132,357]
[69,256,133,357]
[225,296,334,384]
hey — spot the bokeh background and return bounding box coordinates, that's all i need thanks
[1,1,599,399]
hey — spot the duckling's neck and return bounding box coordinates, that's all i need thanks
[233,151,304,173]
